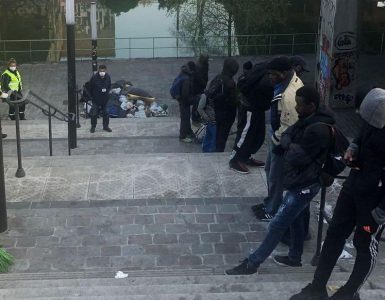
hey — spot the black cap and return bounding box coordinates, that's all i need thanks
[289,55,309,72]
[266,56,291,72]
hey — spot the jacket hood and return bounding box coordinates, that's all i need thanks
[360,88,385,129]
[181,65,193,75]
[198,54,209,65]
[222,58,239,78]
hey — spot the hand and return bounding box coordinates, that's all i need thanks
[344,149,355,162]
[344,149,360,170]
[0,92,8,99]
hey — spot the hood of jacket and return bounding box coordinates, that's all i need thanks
[181,65,193,76]
[221,58,239,78]
[360,88,385,129]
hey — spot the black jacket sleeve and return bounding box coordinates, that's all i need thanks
[1,73,11,93]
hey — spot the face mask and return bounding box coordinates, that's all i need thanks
[99,71,106,77]
[9,66,16,71]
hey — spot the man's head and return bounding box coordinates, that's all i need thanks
[8,58,17,71]
[98,65,107,77]
[295,86,320,119]
[289,55,309,77]
[267,56,292,85]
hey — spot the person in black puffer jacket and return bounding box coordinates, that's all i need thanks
[89,65,112,133]
[225,86,333,276]
[214,58,239,152]
[291,88,385,300]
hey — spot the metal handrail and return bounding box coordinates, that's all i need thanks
[0,31,383,62]
[6,90,74,157]
[0,33,320,62]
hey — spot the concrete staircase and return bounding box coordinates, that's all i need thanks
[1,117,385,299]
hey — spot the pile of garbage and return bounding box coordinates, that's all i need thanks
[82,80,168,118]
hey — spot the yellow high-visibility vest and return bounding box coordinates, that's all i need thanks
[1,69,22,91]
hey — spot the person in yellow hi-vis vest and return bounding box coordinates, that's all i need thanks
[1,58,24,120]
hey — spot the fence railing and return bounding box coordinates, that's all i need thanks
[0,32,384,64]
[0,33,317,63]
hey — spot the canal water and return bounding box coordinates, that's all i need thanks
[0,0,383,63]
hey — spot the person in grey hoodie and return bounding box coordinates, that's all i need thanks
[291,88,385,300]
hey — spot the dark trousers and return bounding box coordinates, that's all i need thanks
[179,102,193,139]
[230,108,265,162]
[9,92,25,120]
[312,186,384,295]
[216,111,236,152]
[90,103,109,129]
[9,103,26,120]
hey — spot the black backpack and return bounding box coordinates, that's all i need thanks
[237,60,273,111]
[318,124,350,186]
[206,75,225,102]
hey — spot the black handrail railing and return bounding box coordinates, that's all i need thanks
[6,90,76,159]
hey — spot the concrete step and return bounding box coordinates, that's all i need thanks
[1,117,183,140]
[0,273,383,299]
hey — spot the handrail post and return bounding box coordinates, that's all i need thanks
[76,84,81,128]
[0,117,8,233]
[14,102,25,178]
[269,35,272,55]
[29,40,33,63]
[48,106,53,156]
[291,34,295,55]
[311,185,327,266]
[129,38,131,59]
[380,32,384,55]
[153,37,155,59]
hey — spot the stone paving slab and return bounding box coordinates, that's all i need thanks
[3,153,267,203]
[1,197,370,275]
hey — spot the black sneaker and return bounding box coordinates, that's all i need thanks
[225,258,258,275]
[103,127,112,132]
[229,160,249,174]
[289,283,328,300]
[1,133,7,139]
[251,203,265,214]
[329,286,361,300]
[259,211,274,222]
[245,158,265,167]
[90,127,95,133]
[273,255,302,267]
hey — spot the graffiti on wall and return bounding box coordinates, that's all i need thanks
[331,30,357,105]
[318,34,332,102]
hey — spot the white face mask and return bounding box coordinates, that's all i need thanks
[9,66,16,71]
[99,71,106,77]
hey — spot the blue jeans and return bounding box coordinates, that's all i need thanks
[202,123,216,153]
[249,182,321,266]
[264,127,284,215]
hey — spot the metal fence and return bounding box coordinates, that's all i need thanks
[0,32,384,64]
